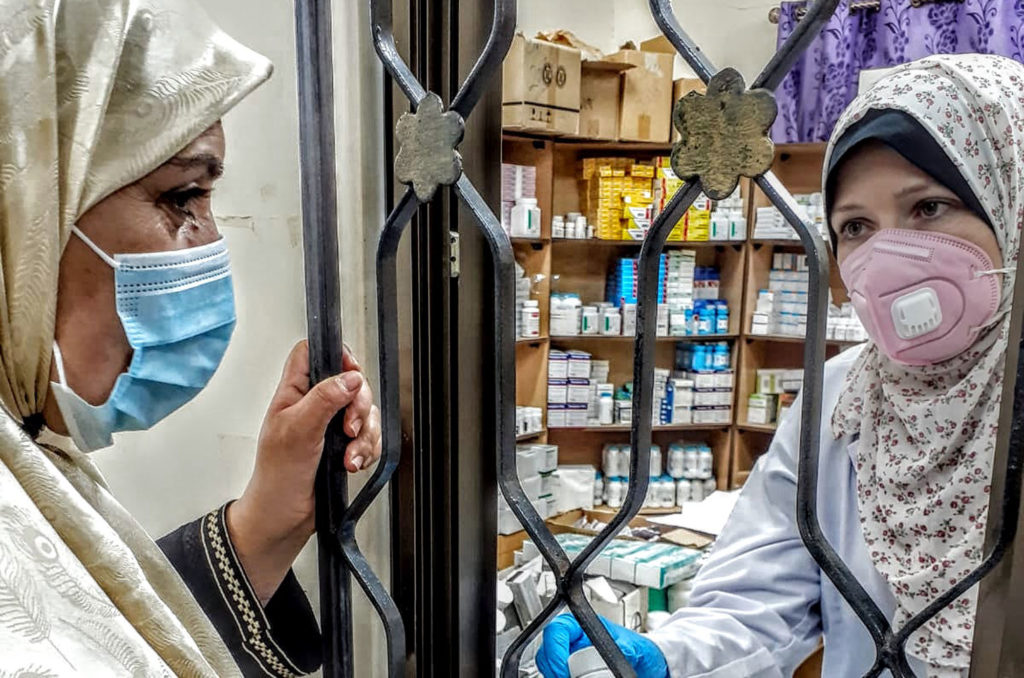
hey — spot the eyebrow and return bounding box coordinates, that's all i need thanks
[167,153,224,179]
[831,181,937,215]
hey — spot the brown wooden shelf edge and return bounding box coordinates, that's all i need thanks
[736,422,778,434]
[552,238,739,249]
[516,430,546,442]
[516,336,550,345]
[502,130,675,152]
[549,424,730,433]
[746,333,864,348]
[551,334,738,343]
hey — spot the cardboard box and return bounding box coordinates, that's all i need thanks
[588,580,648,632]
[503,34,581,136]
[608,42,674,143]
[578,61,632,140]
[547,508,713,549]
[672,77,707,142]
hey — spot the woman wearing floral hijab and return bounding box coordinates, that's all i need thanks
[0,1,381,675]
[538,53,1022,678]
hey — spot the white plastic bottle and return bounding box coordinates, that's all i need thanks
[704,477,717,497]
[602,307,622,336]
[729,207,748,241]
[660,476,676,508]
[598,393,614,426]
[606,478,624,508]
[602,445,622,478]
[510,198,541,238]
[552,215,566,239]
[582,306,599,335]
[575,215,588,240]
[650,444,662,478]
[521,300,540,338]
[698,446,714,479]
[667,444,686,479]
[676,478,692,506]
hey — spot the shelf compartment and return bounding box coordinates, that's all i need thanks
[516,429,547,442]
[745,334,862,348]
[503,130,674,153]
[550,333,737,343]
[551,239,736,249]
[736,422,778,434]
[549,424,729,433]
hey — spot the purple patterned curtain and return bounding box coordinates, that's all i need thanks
[772,0,1024,143]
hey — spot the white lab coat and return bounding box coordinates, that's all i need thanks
[647,344,929,677]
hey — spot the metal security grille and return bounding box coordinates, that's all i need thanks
[291,1,1024,676]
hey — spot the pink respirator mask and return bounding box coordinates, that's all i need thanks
[839,229,1005,366]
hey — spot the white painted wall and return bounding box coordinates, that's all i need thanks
[517,0,782,83]
[90,1,388,675]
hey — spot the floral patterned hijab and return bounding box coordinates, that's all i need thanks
[830,54,1024,676]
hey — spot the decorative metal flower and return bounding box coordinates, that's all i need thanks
[670,68,777,201]
[394,93,465,202]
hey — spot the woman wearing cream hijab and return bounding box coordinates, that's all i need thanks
[0,1,382,675]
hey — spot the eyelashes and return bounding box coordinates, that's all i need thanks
[162,186,213,220]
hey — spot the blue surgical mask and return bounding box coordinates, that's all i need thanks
[50,227,236,452]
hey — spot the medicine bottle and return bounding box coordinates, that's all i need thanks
[602,308,621,336]
[598,393,614,426]
[552,215,565,239]
[676,479,692,506]
[521,300,540,339]
[605,478,624,508]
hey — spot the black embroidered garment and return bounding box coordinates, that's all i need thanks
[158,505,322,677]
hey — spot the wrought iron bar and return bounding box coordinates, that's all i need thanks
[969,187,1024,673]
[449,0,516,118]
[334,188,423,676]
[294,2,352,676]
[366,1,530,675]
[647,0,715,83]
[752,0,843,91]
[762,172,911,677]
[370,0,427,106]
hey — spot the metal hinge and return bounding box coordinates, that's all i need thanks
[449,231,460,278]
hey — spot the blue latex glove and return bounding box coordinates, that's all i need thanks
[535,614,669,678]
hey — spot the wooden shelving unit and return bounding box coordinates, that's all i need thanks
[505,134,847,493]
[551,334,737,343]
[552,238,724,249]
[516,430,547,442]
[729,142,862,487]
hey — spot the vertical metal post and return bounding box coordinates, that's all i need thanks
[294,2,352,676]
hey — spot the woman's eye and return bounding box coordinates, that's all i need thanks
[163,187,212,216]
[840,220,867,239]
[916,200,948,219]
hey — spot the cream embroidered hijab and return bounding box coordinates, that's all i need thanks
[0,0,270,674]
[830,55,1024,676]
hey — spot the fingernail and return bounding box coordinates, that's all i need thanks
[351,419,362,436]
[351,456,364,471]
[342,372,362,391]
